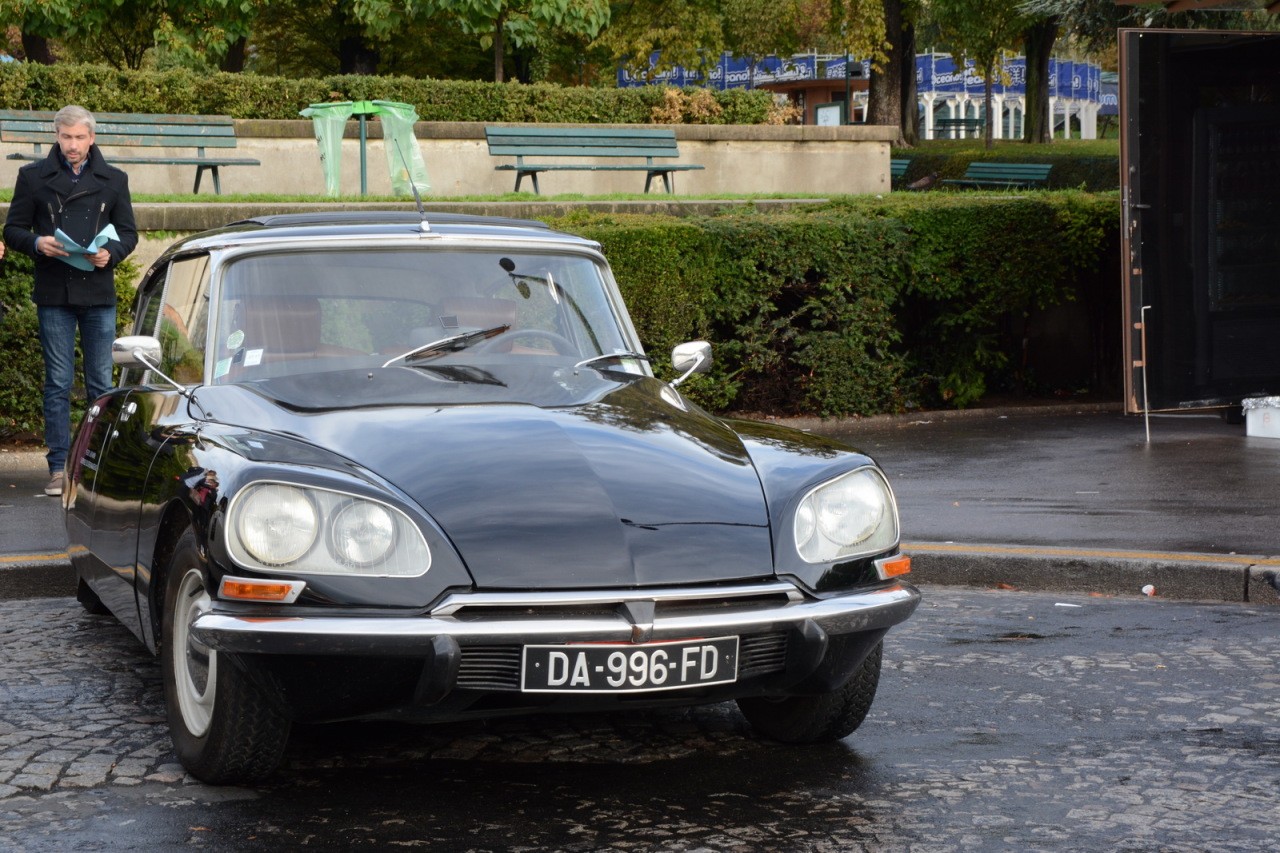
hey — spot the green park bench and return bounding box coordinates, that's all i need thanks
[934,117,985,138]
[942,162,1053,190]
[485,125,705,194]
[0,110,260,195]
[891,158,910,187]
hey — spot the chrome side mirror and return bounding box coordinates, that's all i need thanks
[112,335,193,397]
[670,341,711,388]
[112,335,162,368]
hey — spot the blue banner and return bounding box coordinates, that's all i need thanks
[619,51,1097,105]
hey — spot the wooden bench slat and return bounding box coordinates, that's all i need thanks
[485,125,702,194]
[0,110,256,194]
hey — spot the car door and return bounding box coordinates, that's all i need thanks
[81,254,212,648]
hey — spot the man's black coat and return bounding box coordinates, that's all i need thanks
[4,143,138,307]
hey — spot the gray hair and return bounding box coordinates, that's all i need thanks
[53,105,96,134]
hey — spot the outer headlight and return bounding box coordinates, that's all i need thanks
[227,481,431,577]
[793,467,899,563]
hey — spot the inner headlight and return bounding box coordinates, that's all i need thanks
[330,500,396,566]
[793,468,898,563]
[227,481,431,577]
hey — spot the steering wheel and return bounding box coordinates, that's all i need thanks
[472,329,578,356]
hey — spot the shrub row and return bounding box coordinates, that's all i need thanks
[0,62,776,124]
[549,192,1120,415]
[0,194,1119,440]
[894,150,1120,191]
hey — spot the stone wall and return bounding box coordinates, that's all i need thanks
[1,120,897,199]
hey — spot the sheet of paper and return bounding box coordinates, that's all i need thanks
[53,224,120,271]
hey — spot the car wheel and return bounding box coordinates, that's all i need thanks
[737,642,882,743]
[161,530,291,784]
[75,577,110,615]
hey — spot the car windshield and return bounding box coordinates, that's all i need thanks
[209,246,644,386]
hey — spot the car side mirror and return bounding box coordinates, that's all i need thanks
[112,335,162,368]
[670,341,711,388]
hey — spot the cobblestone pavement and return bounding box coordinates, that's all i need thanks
[2,587,1278,851]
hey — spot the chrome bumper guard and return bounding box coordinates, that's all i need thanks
[191,580,921,657]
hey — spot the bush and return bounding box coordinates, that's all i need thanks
[0,62,776,125]
[0,195,1119,434]
[550,192,1119,416]
[0,253,138,440]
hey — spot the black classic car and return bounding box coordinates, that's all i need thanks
[66,211,921,784]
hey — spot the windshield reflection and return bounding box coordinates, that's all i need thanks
[211,248,647,389]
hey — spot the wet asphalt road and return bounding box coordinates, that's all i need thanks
[3,586,1278,852]
[819,409,1280,558]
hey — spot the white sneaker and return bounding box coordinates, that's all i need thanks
[44,473,64,497]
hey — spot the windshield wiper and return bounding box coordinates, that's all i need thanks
[381,324,510,368]
[573,351,651,374]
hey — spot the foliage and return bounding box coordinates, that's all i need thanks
[0,253,139,440]
[891,141,1119,191]
[0,61,776,123]
[0,192,1118,431]
[423,0,612,82]
[551,192,1118,415]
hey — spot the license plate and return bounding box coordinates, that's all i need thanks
[521,636,739,694]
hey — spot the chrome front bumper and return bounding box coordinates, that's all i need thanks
[191,579,921,657]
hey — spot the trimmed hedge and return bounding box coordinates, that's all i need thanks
[0,62,776,124]
[893,149,1120,191]
[0,194,1119,440]
[549,191,1120,415]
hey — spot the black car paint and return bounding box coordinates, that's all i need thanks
[68,365,888,658]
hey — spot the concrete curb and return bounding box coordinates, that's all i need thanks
[0,558,75,600]
[908,544,1280,605]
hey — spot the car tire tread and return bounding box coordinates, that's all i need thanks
[736,642,882,743]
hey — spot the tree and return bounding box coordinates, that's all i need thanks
[423,0,610,83]
[932,0,1033,148]
[596,0,724,80]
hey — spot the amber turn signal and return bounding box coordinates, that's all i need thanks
[875,554,912,580]
[219,576,305,603]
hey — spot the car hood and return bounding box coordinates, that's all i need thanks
[198,370,773,589]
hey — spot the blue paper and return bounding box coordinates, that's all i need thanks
[53,224,119,271]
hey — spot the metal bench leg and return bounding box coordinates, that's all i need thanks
[644,171,673,194]
[515,170,541,194]
[193,165,222,195]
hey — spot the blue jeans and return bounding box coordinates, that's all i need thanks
[37,304,116,474]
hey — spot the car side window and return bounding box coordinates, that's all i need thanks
[156,255,212,385]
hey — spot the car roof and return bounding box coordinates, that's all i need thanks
[162,210,595,255]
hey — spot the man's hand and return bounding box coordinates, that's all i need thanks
[88,248,110,268]
[36,235,69,258]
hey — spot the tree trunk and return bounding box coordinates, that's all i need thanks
[984,68,994,149]
[899,20,918,145]
[1022,17,1059,143]
[20,31,56,65]
[220,37,247,73]
[339,36,380,75]
[493,13,506,83]
[868,0,906,146]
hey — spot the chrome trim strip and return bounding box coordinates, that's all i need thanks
[191,583,921,657]
[429,581,805,616]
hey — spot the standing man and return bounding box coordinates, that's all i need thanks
[4,105,137,496]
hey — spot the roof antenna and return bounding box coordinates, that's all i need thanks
[394,137,430,233]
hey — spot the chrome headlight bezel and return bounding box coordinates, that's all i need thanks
[226,481,432,577]
[792,467,899,564]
